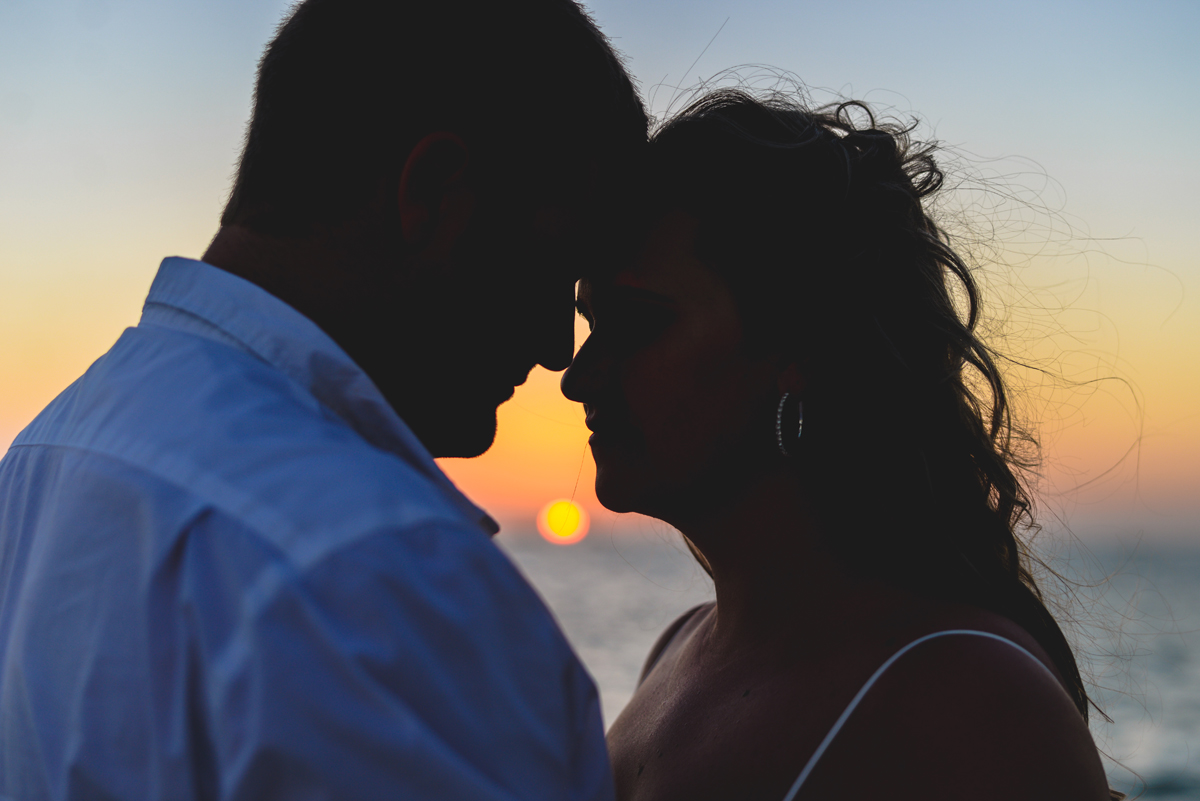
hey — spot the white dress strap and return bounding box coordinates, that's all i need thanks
[781,629,1055,801]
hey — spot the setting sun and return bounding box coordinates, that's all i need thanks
[537,499,590,545]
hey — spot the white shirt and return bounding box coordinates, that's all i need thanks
[0,257,613,801]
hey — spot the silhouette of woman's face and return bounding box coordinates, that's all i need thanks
[561,210,782,520]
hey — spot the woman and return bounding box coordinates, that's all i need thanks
[561,89,1119,800]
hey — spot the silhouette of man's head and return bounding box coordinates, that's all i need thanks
[207,0,648,458]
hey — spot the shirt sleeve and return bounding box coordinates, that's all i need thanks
[183,513,614,801]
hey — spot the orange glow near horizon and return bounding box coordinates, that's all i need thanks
[437,314,603,531]
[4,284,1199,540]
[537,499,590,545]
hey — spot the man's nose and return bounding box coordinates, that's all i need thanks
[536,321,573,372]
[534,284,576,373]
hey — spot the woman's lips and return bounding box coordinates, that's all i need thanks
[589,425,648,455]
[585,416,625,448]
[585,419,605,446]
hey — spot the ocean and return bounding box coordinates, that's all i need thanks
[496,521,1200,800]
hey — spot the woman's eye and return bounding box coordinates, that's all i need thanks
[596,306,674,352]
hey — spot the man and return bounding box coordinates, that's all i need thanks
[0,1,647,798]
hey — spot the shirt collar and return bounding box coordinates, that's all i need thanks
[139,257,499,535]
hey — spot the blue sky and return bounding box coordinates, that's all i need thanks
[1,0,1197,535]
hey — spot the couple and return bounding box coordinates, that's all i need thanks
[0,1,1116,799]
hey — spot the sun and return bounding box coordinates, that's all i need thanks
[537,499,590,545]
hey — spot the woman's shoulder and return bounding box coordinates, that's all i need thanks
[638,601,714,685]
[885,603,1065,682]
[797,609,1111,800]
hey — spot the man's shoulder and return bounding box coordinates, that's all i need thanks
[12,324,478,563]
[0,332,605,801]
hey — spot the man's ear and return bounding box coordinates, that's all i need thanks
[397,132,474,256]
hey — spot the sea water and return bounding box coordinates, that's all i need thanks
[497,521,1200,800]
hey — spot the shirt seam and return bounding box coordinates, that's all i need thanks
[139,301,261,357]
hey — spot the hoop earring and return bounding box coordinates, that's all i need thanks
[776,392,804,457]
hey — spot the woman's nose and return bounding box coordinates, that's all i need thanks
[560,334,606,403]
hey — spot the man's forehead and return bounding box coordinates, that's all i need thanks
[530,153,642,222]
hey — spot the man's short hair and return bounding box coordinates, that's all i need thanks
[221,0,649,237]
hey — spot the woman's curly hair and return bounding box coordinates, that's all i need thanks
[649,88,1095,721]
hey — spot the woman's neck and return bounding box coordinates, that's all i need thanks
[671,471,896,656]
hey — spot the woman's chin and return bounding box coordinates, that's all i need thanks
[593,466,646,515]
[594,482,637,515]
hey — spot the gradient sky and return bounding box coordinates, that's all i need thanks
[1,0,1196,540]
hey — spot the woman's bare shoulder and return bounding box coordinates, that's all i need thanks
[638,601,714,685]
[796,622,1111,800]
